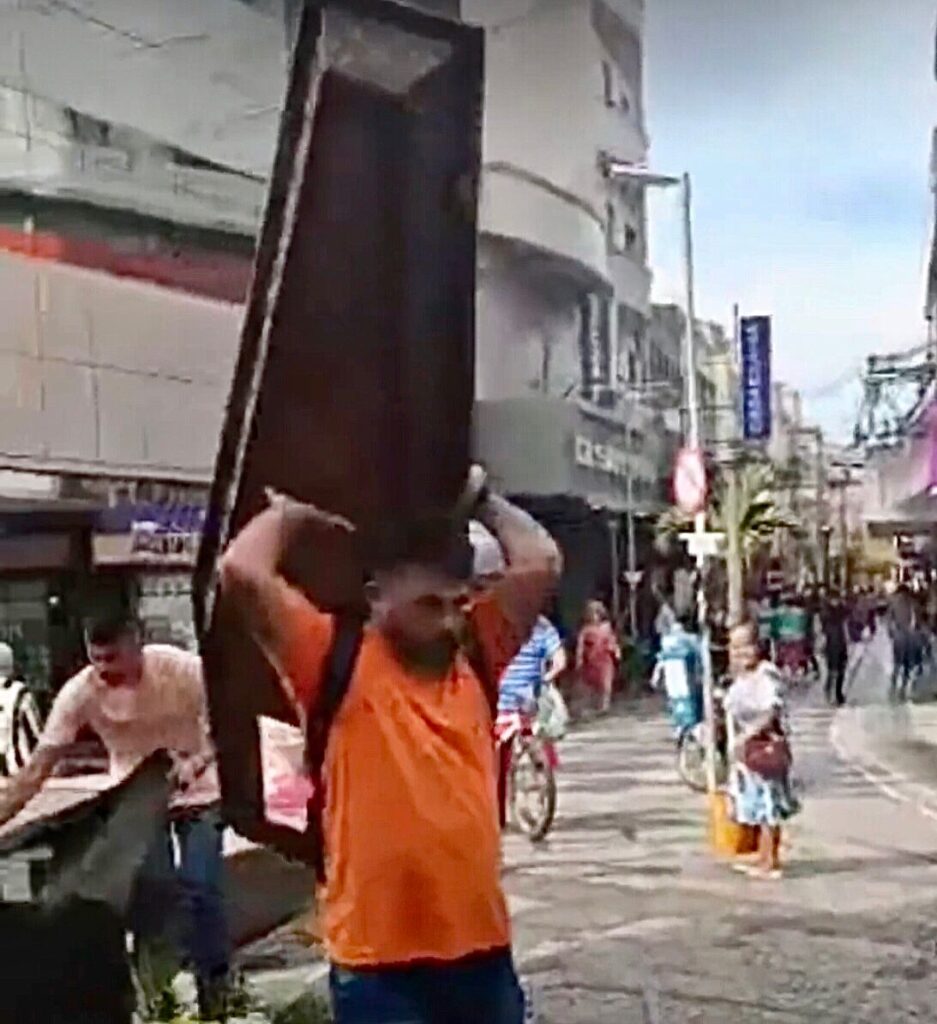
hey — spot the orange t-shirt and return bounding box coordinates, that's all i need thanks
[276,582,523,968]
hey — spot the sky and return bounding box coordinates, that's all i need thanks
[644,0,937,441]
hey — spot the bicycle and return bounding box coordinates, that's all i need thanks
[495,709,558,842]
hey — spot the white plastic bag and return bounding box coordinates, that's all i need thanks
[537,682,569,740]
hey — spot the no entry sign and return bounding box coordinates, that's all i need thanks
[674,447,707,516]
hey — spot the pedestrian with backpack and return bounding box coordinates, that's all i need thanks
[219,467,560,1024]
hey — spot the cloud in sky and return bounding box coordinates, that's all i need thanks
[644,0,937,440]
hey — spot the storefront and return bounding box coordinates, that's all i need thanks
[0,498,100,695]
[92,501,204,651]
[474,396,667,634]
[865,400,937,537]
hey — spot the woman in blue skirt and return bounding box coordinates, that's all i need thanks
[725,621,800,879]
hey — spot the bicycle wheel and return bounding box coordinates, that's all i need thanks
[510,737,557,842]
[676,731,707,792]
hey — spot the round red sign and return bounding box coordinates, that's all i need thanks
[673,447,707,516]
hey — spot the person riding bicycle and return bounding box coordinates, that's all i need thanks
[497,615,566,718]
[650,614,702,735]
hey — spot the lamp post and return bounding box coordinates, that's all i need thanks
[603,158,716,792]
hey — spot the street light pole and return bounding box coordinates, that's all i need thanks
[609,516,621,627]
[626,469,638,636]
[679,173,717,795]
[601,159,716,790]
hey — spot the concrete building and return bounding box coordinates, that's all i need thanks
[696,319,739,451]
[0,0,665,648]
[465,0,666,625]
[865,21,937,544]
[646,304,738,452]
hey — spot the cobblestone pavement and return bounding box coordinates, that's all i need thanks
[503,658,937,1023]
[238,637,937,1020]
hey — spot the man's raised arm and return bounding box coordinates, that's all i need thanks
[218,493,351,704]
[475,488,562,639]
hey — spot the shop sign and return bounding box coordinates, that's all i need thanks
[740,315,772,441]
[93,502,204,567]
[92,531,199,567]
[130,521,200,561]
[574,435,630,480]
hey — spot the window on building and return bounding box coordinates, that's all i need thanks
[606,202,626,254]
[602,61,615,108]
[624,224,638,252]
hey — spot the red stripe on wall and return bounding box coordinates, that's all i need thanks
[0,225,253,303]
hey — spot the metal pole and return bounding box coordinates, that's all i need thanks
[680,173,717,795]
[682,174,702,455]
[626,470,638,636]
[609,517,621,628]
[725,303,744,625]
[839,471,849,592]
[815,429,825,584]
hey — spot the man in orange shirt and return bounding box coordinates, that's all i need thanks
[220,468,560,1023]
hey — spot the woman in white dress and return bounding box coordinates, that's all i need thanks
[725,622,799,879]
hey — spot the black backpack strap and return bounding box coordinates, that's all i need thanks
[464,628,498,721]
[305,612,364,880]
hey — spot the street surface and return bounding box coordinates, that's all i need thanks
[15,629,937,1022]
[241,629,937,1021]
[503,631,937,1023]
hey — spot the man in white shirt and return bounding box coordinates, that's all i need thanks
[0,613,229,1016]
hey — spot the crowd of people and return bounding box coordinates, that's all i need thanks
[0,469,568,1023]
[2,460,937,1021]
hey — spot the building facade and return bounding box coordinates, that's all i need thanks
[0,0,666,647]
[467,0,667,627]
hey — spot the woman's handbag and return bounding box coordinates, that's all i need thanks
[743,728,792,781]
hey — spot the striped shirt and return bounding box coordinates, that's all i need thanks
[498,615,563,712]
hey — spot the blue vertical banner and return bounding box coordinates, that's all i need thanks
[740,315,772,440]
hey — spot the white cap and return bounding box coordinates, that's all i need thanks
[0,643,13,679]
[469,520,505,579]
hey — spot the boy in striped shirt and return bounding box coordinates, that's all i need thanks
[498,615,566,714]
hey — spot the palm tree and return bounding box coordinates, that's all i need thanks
[732,463,802,563]
[655,462,802,620]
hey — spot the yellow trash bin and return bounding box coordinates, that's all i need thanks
[708,790,757,858]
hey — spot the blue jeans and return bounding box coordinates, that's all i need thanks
[330,949,525,1024]
[130,805,230,982]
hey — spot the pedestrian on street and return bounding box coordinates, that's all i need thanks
[756,594,777,662]
[650,613,702,734]
[575,600,620,714]
[887,584,917,701]
[774,592,810,678]
[0,614,231,1018]
[219,468,560,1024]
[499,613,567,718]
[820,589,849,706]
[725,622,799,880]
